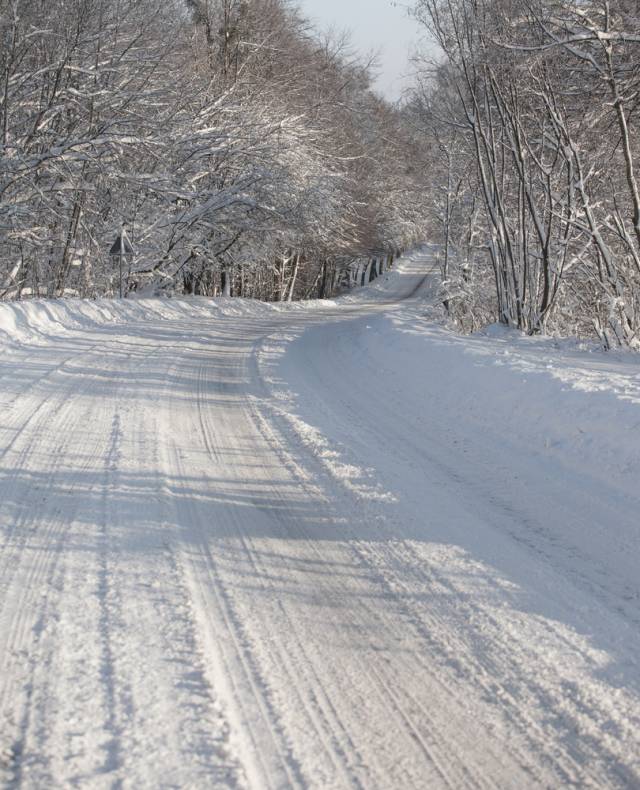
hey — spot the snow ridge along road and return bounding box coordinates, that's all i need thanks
[1,249,640,788]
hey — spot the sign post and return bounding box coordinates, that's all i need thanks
[109,229,135,298]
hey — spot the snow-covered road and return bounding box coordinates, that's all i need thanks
[1,251,640,788]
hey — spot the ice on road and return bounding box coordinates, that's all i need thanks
[1,250,640,788]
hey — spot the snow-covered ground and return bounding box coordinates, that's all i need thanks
[1,249,639,788]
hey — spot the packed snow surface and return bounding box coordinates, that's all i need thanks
[1,248,640,788]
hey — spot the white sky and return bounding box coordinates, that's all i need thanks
[296,0,423,100]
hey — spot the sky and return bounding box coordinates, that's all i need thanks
[296,0,423,101]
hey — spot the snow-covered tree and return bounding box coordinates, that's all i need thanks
[411,0,640,346]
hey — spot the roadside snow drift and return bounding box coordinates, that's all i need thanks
[1,249,640,788]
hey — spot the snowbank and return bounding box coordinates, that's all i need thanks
[395,309,640,497]
[0,296,278,350]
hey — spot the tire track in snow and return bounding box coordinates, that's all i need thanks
[217,338,423,788]
[247,369,504,789]
[79,341,246,788]
[244,315,504,789]
[0,354,114,787]
[244,368,439,787]
[166,337,377,788]
[184,358,306,787]
[1,335,245,787]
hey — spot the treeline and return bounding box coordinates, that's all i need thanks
[411,0,640,348]
[0,0,425,300]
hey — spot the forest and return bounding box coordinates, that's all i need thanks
[2,0,640,347]
[0,0,428,302]
[412,0,640,348]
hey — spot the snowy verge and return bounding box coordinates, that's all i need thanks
[0,295,278,350]
[385,306,640,496]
